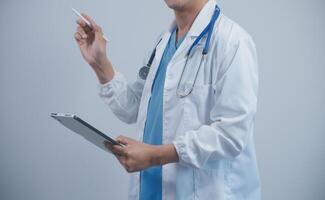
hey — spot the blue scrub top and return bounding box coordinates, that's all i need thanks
[140,29,186,200]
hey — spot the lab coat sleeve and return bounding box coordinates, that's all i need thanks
[98,72,145,124]
[98,33,164,124]
[173,34,258,169]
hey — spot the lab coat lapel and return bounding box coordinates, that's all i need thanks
[136,32,171,143]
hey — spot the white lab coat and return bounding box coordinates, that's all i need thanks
[98,0,261,199]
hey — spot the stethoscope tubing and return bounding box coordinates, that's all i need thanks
[176,54,206,98]
[139,5,221,98]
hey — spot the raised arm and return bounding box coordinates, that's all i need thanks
[74,13,144,123]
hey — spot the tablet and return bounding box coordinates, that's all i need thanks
[50,113,120,153]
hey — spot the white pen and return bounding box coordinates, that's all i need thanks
[72,8,109,41]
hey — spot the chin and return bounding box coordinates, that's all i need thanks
[164,0,188,10]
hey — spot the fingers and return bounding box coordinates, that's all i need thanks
[105,141,127,156]
[104,141,114,151]
[115,155,133,173]
[104,137,140,173]
[115,155,127,167]
[77,18,92,33]
[116,135,135,145]
[75,13,104,43]
[81,13,102,33]
[76,18,86,27]
[104,141,117,154]
[117,136,128,145]
[113,145,127,156]
[77,26,87,39]
[74,32,86,46]
[104,142,133,172]
[74,32,81,42]
[74,26,89,46]
[115,156,134,173]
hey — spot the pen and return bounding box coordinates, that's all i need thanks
[72,8,109,41]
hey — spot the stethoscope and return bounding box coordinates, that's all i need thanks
[139,5,220,98]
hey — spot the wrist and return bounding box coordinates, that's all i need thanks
[152,144,179,166]
[94,59,115,84]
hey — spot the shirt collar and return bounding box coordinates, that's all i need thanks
[168,0,218,38]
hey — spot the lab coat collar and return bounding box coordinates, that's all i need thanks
[160,0,217,66]
[168,0,218,38]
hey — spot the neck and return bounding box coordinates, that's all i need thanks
[174,0,208,40]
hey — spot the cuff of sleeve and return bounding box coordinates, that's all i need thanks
[172,135,192,166]
[97,71,123,97]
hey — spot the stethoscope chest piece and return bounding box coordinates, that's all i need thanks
[139,65,150,80]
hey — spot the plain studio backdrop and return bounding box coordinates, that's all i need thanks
[0,0,324,199]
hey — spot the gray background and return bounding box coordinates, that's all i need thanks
[0,0,324,199]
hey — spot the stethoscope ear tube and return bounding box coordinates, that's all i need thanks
[203,6,220,54]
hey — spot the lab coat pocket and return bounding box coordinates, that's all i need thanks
[183,83,215,130]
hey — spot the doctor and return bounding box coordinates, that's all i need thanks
[74,0,260,199]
